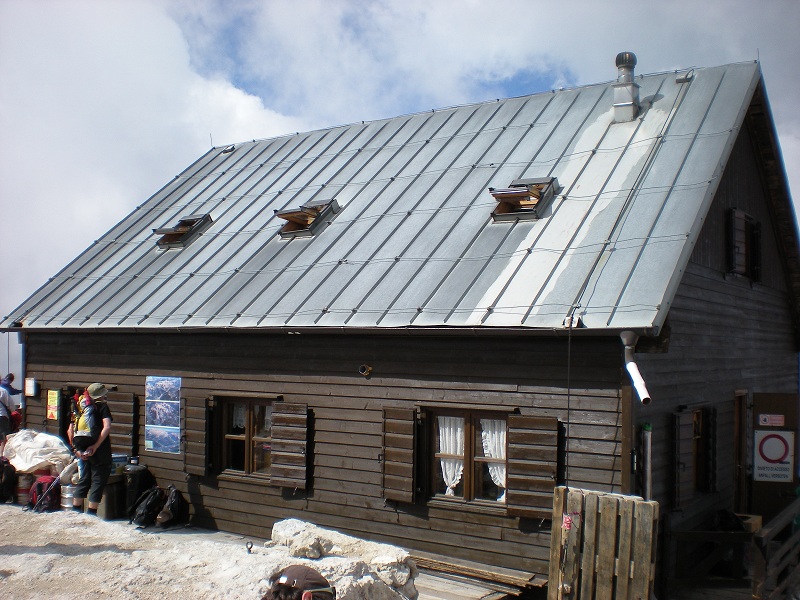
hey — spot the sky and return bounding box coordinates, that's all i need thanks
[1,0,799,377]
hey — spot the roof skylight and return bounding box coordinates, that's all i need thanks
[275,198,340,239]
[153,214,213,249]
[489,177,559,222]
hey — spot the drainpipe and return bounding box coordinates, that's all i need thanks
[620,330,651,405]
[642,423,652,500]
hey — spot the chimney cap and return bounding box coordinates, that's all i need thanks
[616,51,637,69]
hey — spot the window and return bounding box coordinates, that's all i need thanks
[275,198,340,239]
[154,213,213,249]
[726,208,761,281]
[182,396,309,489]
[432,412,507,503]
[223,398,272,475]
[382,408,559,518]
[489,177,559,222]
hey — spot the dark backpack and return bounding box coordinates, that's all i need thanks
[29,475,60,512]
[0,457,16,503]
[156,484,189,528]
[129,485,166,528]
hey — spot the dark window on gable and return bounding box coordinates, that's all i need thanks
[490,177,559,222]
[275,198,340,239]
[154,214,213,249]
[726,208,761,281]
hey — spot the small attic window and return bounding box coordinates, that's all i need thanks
[726,208,761,281]
[275,198,340,239]
[489,177,559,222]
[154,213,213,249]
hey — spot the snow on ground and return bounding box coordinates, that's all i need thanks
[0,505,410,599]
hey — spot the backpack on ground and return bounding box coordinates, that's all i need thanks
[122,464,156,516]
[0,457,16,503]
[29,475,60,512]
[129,485,166,528]
[156,484,189,528]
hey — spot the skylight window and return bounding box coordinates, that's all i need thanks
[154,214,213,249]
[275,198,340,239]
[489,177,560,222]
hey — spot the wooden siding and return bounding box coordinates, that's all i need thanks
[640,124,798,530]
[22,331,623,575]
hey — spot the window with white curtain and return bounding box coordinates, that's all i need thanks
[432,411,507,503]
[223,398,273,475]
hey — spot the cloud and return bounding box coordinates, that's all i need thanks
[0,0,305,318]
[1,0,799,372]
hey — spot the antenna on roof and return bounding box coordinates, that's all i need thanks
[210,133,213,148]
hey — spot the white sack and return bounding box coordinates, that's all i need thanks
[2,429,71,474]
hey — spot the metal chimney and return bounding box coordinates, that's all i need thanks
[613,51,640,123]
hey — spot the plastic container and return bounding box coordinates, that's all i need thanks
[111,454,128,475]
[16,473,34,506]
[61,484,76,510]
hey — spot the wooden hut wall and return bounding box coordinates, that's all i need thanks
[637,125,798,527]
[22,331,622,573]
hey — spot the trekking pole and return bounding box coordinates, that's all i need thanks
[29,472,61,512]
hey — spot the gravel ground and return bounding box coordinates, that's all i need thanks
[0,504,307,599]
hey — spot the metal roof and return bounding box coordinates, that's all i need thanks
[4,61,768,334]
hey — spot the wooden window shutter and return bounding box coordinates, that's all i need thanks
[183,397,210,477]
[506,415,559,519]
[749,221,762,282]
[673,410,695,508]
[382,408,417,503]
[700,407,718,493]
[105,391,138,457]
[270,402,309,490]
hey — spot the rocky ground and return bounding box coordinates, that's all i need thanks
[0,506,413,599]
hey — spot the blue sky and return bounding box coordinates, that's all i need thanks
[1,0,799,376]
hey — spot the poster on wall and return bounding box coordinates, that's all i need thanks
[144,376,181,454]
[46,389,60,420]
[753,430,795,482]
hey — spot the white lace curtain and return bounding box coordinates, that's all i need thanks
[232,404,246,430]
[437,416,464,496]
[480,418,507,502]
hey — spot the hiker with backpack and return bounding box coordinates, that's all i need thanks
[67,382,113,516]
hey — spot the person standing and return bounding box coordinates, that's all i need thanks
[68,383,113,515]
[1,374,21,404]
[0,386,11,456]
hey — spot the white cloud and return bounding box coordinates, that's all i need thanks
[1,0,799,373]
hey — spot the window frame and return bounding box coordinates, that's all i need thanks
[429,409,509,506]
[726,208,762,281]
[381,407,560,519]
[221,397,273,478]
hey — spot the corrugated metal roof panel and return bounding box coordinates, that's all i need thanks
[4,61,766,334]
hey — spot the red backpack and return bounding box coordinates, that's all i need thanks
[10,409,22,433]
[29,475,60,512]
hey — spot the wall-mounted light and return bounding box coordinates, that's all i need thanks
[358,364,372,377]
[24,377,39,397]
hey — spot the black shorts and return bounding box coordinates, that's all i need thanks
[73,459,113,504]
